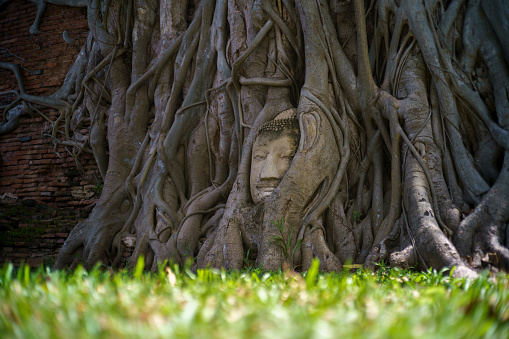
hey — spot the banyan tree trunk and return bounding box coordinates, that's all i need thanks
[1,0,508,277]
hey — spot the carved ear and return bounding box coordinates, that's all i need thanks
[299,111,320,152]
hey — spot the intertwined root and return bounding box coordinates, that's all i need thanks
[454,155,509,272]
[1,0,507,276]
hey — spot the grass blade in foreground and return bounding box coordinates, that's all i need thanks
[0,262,508,338]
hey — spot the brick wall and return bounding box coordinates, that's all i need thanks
[0,203,86,267]
[0,1,100,266]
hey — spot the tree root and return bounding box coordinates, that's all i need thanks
[2,0,502,276]
[454,152,509,272]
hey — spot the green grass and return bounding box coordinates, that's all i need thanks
[1,260,508,338]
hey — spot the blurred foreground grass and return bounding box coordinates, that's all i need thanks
[1,260,508,338]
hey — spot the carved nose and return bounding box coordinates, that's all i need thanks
[260,155,280,180]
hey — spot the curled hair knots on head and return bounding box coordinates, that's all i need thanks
[256,108,300,136]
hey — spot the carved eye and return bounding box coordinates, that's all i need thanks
[281,150,295,159]
[253,153,266,161]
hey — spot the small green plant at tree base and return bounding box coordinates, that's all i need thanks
[93,182,104,195]
[243,248,254,271]
[353,210,362,222]
[270,218,302,265]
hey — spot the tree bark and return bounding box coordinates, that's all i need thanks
[2,0,508,276]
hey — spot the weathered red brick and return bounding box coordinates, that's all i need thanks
[0,1,101,267]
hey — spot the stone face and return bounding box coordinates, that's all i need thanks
[250,110,300,204]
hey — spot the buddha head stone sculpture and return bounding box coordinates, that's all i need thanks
[250,109,300,204]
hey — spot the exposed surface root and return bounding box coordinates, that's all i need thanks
[2,0,507,276]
